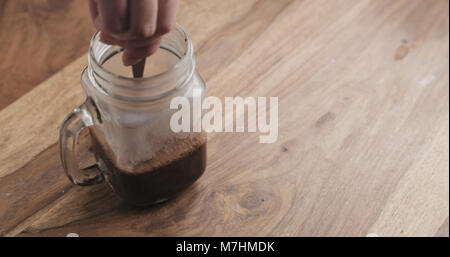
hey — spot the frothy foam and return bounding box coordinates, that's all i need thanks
[90,124,206,174]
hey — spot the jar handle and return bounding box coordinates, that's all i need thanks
[59,100,104,186]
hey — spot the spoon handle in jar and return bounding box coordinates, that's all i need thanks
[132,58,146,78]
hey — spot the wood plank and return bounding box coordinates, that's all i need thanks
[0,0,95,110]
[1,131,95,236]
[0,0,448,236]
[0,56,87,180]
[369,116,449,236]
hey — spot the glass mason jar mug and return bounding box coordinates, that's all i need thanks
[59,25,207,206]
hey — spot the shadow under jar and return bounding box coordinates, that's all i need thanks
[59,25,207,206]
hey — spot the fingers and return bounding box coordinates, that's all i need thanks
[101,32,155,49]
[100,33,162,65]
[122,37,162,66]
[99,33,119,45]
[92,0,128,34]
[92,0,179,66]
[155,0,179,36]
[128,0,158,39]
[88,0,98,22]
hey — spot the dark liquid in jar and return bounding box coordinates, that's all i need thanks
[89,129,206,206]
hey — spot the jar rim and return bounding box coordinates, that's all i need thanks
[88,24,194,89]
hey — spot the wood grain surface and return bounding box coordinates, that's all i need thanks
[0,0,95,110]
[0,0,448,237]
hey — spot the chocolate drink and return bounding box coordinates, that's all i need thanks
[89,128,207,206]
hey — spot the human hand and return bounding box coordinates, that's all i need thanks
[89,0,179,66]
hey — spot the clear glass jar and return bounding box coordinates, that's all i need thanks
[60,25,207,206]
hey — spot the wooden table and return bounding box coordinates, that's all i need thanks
[0,0,448,237]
